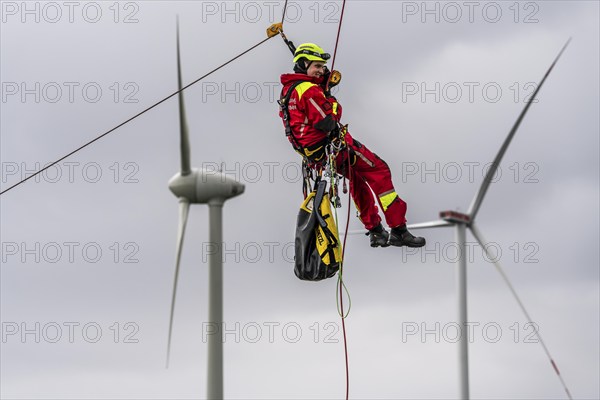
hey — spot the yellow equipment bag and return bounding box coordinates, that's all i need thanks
[294,180,342,281]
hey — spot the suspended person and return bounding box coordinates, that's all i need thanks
[278,43,425,248]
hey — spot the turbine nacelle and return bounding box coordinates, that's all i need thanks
[440,210,471,225]
[168,168,245,204]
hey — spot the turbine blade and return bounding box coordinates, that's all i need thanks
[176,17,192,176]
[467,39,571,220]
[468,223,572,399]
[407,220,453,230]
[166,198,190,368]
[343,220,453,235]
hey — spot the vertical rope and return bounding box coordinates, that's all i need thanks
[330,146,352,400]
[326,0,347,92]
[326,2,349,398]
[338,146,352,400]
[281,0,289,23]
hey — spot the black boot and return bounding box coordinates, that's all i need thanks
[389,225,426,248]
[367,223,390,248]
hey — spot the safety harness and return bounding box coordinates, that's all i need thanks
[278,82,331,166]
[278,79,354,202]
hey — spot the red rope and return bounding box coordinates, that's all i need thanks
[329,0,346,71]
[329,1,349,398]
[281,0,289,23]
[338,147,352,400]
[326,0,347,92]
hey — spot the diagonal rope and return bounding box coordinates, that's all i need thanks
[0,35,275,196]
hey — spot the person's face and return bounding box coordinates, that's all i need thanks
[306,61,327,78]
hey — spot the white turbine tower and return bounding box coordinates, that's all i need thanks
[165,22,245,400]
[348,40,571,400]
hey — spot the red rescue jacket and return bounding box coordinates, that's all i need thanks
[279,73,343,155]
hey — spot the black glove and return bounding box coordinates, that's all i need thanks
[321,67,331,96]
[322,66,332,86]
[321,67,342,96]
[328,124,341,142]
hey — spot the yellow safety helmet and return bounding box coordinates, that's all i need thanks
[293,43,330,64]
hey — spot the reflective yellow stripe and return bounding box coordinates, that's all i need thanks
[379,191,398,212]
[332,102,338,115]
[294,82,317,100]
[303,145,323,157]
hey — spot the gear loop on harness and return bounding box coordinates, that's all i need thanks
[323,142,342,208]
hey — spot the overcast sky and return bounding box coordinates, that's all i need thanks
[1,1,599,399]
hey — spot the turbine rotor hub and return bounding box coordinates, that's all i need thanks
[168,167,245,204]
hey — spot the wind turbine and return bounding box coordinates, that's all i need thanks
[348,40,571,399]
[165,21,245,400]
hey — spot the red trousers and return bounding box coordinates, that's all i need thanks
[335,134,407,230]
